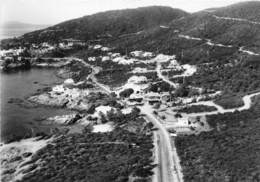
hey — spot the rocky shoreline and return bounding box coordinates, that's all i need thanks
[0,57,78,72]
[1,58,123,181]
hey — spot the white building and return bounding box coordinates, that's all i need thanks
[128,76,148,84]
[132,67,149,73]
[93,45,102,50]
[88,57,96,62]
[102,56,110,62]
[130,50,155,59]
[111,53,121,58]
[101,47,111,52]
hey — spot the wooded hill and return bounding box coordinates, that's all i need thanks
[1,6,187,45]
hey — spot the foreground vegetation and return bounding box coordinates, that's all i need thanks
[18,110,155,182]
[176,96,260,182]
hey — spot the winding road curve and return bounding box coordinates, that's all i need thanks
[186,92,260,117]
[212,15,260,25]
[178,34,260,56]
[155,56,260,117]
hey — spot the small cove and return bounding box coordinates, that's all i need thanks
[1,68,72,143]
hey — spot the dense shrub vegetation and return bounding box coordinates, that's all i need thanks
[187,57,260,94]
[68,61,92,82]
[119,88,134,98]
[136,72,158,81]
[20,129,154,182]
[214,94,244,109]
[176,105,217,113]
[96,70,133,87]
[19,110,155,182]
[176,96,260,182]
[149,81,173,92]
[85,58,134,87]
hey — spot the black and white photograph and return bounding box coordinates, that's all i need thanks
[1,0,260,181]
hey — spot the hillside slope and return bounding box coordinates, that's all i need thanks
[104,1,260,64]
[3,6,188,44]
[213,1,260,21]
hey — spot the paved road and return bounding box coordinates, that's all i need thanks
[142,104,183,182]
[152,132,160,182]
[76,57,183,182]
[187,91,260,117]
[212,14,260,25]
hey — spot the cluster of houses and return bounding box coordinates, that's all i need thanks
[114,75,171,106]
[130,50,155,59]
[0,48,24,58]
[0,39,86,60]
[0,48,26,69]
[31,39,88,56]
[0,39,86,69]
[87,47,179,67]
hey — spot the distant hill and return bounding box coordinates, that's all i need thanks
[0,21,50,29]
[0,21,50,40]
[6,6,188,44]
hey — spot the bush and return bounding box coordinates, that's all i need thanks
[119,88,134,98]
[174,84,189,97]
[149,81,173,92]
